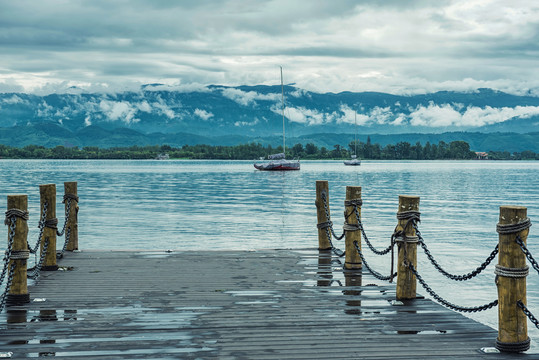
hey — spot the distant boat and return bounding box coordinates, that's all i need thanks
[254,67,300,171]
[344,112,361,166]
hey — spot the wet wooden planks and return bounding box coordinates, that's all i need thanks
[0,249,533,359]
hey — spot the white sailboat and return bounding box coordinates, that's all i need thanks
[344,111,361,166]
[254,67,300,171]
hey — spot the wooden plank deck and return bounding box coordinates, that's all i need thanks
[0,249,534,359]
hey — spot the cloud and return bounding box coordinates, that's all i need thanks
[0,95,28,105]
[277,100,539,128]
[99,100,139,124]
[1,1,539,96]
[408,102,539,127]
[234,118,260,127]
[220,88,280,106]
[283,106,340,125]
[194,108,214,121]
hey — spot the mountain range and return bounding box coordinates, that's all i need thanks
[0,85,537,152]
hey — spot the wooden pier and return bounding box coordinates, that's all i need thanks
[0,249,533,359]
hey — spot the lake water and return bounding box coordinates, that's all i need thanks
[1,159,538,348]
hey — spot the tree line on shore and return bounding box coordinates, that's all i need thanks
[0,139,537,160]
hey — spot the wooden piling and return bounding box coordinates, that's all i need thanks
[344,186,362,270]
[395,195,419,300]
[315,181,332,250]
[6,195,30,305]
[40,184,58,271]
[496,206,530,352]
[64,181,79,251]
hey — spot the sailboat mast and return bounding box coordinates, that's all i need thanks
[354,111,357,155]
[280,66,285,155]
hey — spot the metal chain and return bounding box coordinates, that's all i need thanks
[56,199,72,236]
[0,217,16,286]
[517,301,539,330]
[356,209,393,255]
[321,193,345,240]
[414,224,499,281]
[0,262,16,313]
[353,241,396,281]
[28,238,49,280]
[57,227,71,259]
[407,260,498,312]
[325,226,345,257]
[515,235,539,276]
[29,202,48,254]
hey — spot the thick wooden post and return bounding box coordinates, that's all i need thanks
[496,206,530,353]
[315,181,331,250]
[6,195,30,305]
[64,181,79,251]
[395,195,419,300]
[344,186,362,270]
[40,184,58,271]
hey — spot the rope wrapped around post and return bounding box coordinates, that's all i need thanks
[343,187,362,270]
[495,207,531,353]
[315,181,345,257]
[395,197,420,301]
[4,195,31,307]
[39,184,58,271]
[62,183,79,251]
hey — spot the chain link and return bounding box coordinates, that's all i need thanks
[517,301,539,330]
[320,193,345,240]
[56,199,71,236]
[28,238,49,280]
[353,241,396,281]
[324,226,345,257]
[407,260,498,312]
[57,227,71,259]
[0,217,16,287]
[0,262,16,312]
[414,224,499,281]
[515,235,539,276]
[356,209,393,255]
[29,202,48,254]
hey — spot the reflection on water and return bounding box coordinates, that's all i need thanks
[343,270,363,315]
[0,159,538,344]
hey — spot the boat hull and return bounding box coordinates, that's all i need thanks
[343,159,361,166]
[254,160,300,171]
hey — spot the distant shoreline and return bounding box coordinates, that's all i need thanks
[0,140,537,161]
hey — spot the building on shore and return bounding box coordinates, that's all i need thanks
[475,151,488,160]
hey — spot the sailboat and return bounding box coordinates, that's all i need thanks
[344,112,361,166]
[254,67,300,171]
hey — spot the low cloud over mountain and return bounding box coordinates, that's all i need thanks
[0,86,537,151]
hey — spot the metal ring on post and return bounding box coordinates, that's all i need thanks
[394,235,419,243]
[496,218,531,235]
[496,337,530,353]
[62,194,79,203]
[494,265,529,278]
[44,218,59,230]
[344,199,363,207]
[4,209,29,225]
[9,250,30,260]
[396,210,421,221]
[317,221,332,230]
[343,222,360,231]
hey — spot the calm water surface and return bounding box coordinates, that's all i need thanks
[1,159,538,346]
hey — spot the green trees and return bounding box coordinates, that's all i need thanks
[0,141,535,160]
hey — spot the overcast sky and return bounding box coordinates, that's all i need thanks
[1,0,539,95]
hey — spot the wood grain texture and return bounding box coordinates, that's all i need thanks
[0,249,525,359]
